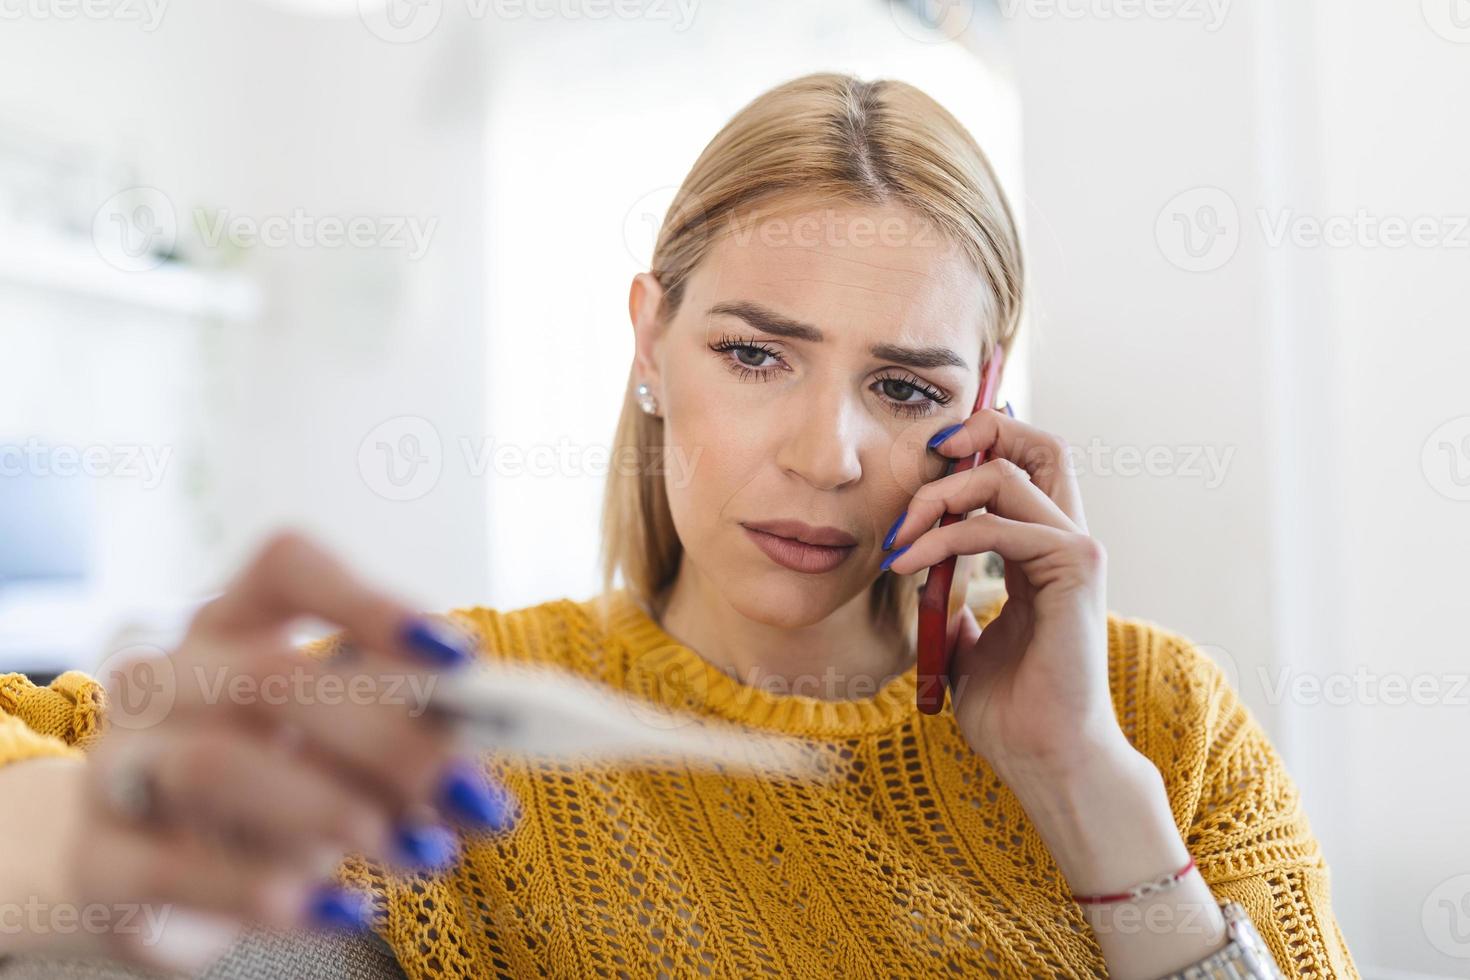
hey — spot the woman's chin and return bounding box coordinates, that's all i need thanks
[720,572,868,630]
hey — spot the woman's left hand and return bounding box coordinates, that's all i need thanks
[882,407,1128,782]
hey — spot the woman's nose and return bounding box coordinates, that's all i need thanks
[773,391,864,491]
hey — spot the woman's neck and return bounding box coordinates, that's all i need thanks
[655,562,911,701]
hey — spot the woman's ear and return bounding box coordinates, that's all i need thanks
[628,272,668,392]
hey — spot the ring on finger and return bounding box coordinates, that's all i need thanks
[103,742,163,826]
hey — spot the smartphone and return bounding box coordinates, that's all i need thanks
[915,345,1006,714]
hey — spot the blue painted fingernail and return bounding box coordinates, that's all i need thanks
[392,822,458,870]
[879,544,911,572]
[882,513,905,551]
[307,886,377,932]
[401,617,474,668]
[438,761,516,832]
[1003,401,1015,418]
[927,423,964,451]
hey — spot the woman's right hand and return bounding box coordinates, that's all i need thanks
[1,532,513,973]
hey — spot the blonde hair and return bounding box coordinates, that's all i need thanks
[601,72,1024,629]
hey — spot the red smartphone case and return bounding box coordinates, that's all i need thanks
[915,347,1006,714]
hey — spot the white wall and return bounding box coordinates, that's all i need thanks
[1007,0,1468,972]
[1312,0,1470,973]
[0,1,492,627]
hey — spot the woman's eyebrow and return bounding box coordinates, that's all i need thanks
[708,301,968,371]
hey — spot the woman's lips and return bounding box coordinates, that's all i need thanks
[740,520,858,574]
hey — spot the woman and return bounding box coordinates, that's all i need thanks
[0,74,1356,979]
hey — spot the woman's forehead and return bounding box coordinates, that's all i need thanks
[686,202,990,355]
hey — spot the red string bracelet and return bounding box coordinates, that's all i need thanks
[1069,857,1196,905]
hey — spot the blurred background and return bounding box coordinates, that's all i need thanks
[0,0,1465,973]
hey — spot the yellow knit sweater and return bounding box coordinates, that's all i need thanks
[1,592,1358,979]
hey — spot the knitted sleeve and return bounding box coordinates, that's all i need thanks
[1124,621,1360,979]
[0,670,109,766]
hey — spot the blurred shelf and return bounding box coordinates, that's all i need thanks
[0,226,262,323]
[0,582,197,679]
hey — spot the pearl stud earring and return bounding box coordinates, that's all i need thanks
[636,382,660,417]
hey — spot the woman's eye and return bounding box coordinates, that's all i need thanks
[872,374,949,418]
[879,379,923,402]
[734,345,771,368]
[710,339,786,377]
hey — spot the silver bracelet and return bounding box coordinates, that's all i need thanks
[1154,901,1286,980]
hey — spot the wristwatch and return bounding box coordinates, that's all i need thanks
[1158,901,1285,979]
